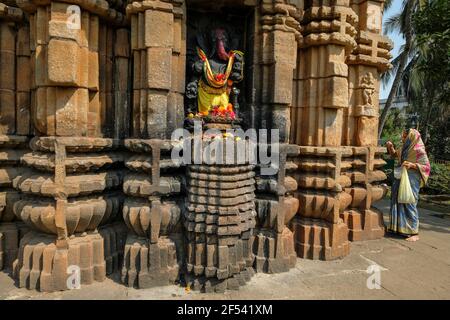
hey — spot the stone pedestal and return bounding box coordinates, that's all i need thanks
[15,231,106,291]
[340,146,387,241]
[184,155,256,292]
[288,147,351,260]
[11,0,130,291]
[15,222,129,292]
[253,227,297,273]
[291,217,350,260]
[13,138,125,291]
[287,2,357,260]
[122,234,180,288]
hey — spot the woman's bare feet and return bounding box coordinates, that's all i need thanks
[405,235,420,242]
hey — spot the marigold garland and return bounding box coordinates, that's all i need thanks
[196,47,243,88]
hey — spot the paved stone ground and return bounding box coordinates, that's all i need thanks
[1,199,449,300]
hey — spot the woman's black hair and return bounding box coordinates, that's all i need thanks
[405,114,419,130]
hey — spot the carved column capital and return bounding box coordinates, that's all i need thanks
[299,5,358,53]
[0,2,24,22]
[260,0,303,41]
[17,0,126,25]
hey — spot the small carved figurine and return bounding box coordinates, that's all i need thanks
[185,27,244,125]
[361,72,375,107]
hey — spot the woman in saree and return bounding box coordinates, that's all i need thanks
[386,127,431,242]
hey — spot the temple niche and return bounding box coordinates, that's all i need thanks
[0,0,392,293]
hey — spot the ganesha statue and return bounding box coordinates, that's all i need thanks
[185,26,244,125]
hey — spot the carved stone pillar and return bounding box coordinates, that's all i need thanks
[184,138,257,292]
[0,1,31,271]
[290,147,351,260]
[237,0,301,274]
[340,146,387,240]
[291,1,357,146]
[259,0,301,143]
[121,139,183,288]
[254,143,299,272]
[122,0,185,288]
[288,1,358,260]
[12,0,129,291]
[128,0,185,139]
[346,0,392,147]
[340,0,392,241]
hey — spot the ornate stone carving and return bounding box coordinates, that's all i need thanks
[121,139,184,289]
[0,2,31,271]
[0,0,392,291]
[184,17,244,128]
[183,139,256,292]
[7,0,130,291]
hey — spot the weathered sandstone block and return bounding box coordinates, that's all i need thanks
[0,0,392,292]
[121,139,184,288]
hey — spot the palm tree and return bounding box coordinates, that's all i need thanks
[406,0,450,144]
[380,0,449,156]
[378,0,419,139]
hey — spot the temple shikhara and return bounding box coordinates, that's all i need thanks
[0,0,392,292]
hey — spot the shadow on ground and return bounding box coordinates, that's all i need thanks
[0,198,448,300]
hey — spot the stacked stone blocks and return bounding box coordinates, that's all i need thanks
[0,1,31,271]
[0,0,392,292]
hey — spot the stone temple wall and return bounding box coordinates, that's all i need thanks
[0,0,31,271]
[289,0,391,260]
[0,0,391,292]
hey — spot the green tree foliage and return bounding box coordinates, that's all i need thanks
[379,0,418,138]
[380,108,404,147]
[381,0,450,161]
[413,0,450,103]
[408,0,450,160]
[423,163,450,195]
[426,116,450,160]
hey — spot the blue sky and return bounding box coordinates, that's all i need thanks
[380,0,404,99]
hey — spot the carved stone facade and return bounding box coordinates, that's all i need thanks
[289,0,391,260]
[0,1,31,271]
[0,0,391,292]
